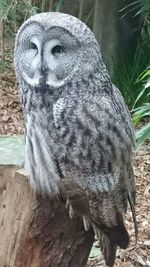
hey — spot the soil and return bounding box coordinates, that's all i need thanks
[0,55,150,267]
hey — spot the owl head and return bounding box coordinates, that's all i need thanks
[14,12,104,89]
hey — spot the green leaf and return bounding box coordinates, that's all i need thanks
[136,2,150,15]
[55,0,64,11]
[132,102,150,125]
[145,80,150,88]
[135,122,150,147]
[138,69,150,81]
[89,246,101,258]
[120,0,150,18]
[132,87,147,108]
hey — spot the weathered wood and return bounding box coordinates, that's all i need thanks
[0,165,94,267]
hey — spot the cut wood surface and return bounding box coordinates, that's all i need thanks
[0,165,94,267]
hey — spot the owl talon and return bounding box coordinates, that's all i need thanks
[83,216,91,231]
[92,223,101,240]
[66,198,69,208]
[65,198,74,218]
[69,204,74,219]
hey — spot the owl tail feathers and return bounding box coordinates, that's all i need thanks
[92,224,117,267]
[100,233,117,267]
[103,223,129,249]
[92,223,129,267]
[128,191,138,244]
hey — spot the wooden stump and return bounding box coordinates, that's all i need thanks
[0,165,94,267]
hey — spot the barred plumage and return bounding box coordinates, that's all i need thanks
[14,12,137,266]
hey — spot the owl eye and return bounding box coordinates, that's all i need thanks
[30,42,37,50]
[52,45,64,55]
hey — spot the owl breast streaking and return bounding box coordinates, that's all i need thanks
[14,12,137,267]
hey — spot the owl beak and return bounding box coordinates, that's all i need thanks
[41,59,64,88]
[41,61,48,73]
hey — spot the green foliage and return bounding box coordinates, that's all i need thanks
[114,0,150,107]
[132,68,150,147]
[0,0,38,37]
[0,0,38,73]
[113,46,149,107]
[121,0,150,17]
[133,101,150,124]
[121,0,150,146]
[135,122,150,147]
[55,0,64,12]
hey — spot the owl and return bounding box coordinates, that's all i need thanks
[14,12,137,267]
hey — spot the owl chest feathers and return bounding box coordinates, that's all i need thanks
[25,106,61,194]
[24,92,75,195]
[24,90,130,196]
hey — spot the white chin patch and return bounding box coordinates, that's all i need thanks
[23,71,64,88]
[23,71,40,87]
[46,72,64,88]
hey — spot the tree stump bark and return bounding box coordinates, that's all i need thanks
[93,0,119,76]
[0,165,94,267]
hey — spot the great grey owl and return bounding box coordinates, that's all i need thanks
[14,12,137,267]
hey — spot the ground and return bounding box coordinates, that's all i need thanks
[0,59,150,266]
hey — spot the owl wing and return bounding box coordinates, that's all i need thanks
[53,87,136,265]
